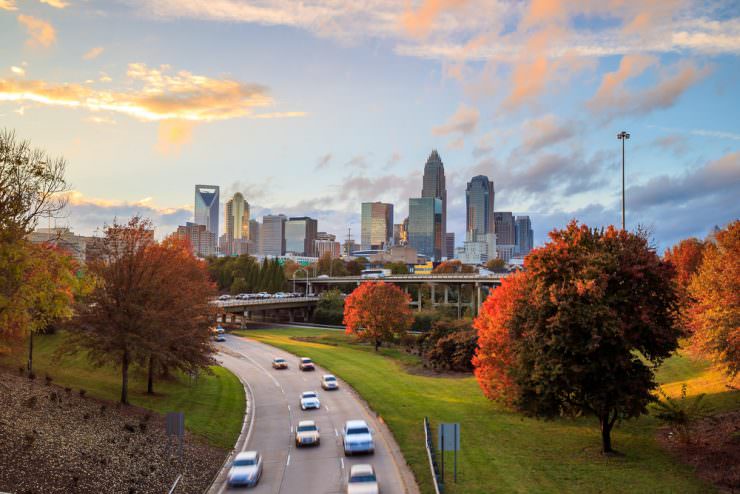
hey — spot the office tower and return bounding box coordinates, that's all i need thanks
[445,232,455,260]
[285,216,318,256]
[466,175,495,239]
[421,150,447,253]
[315,239,341,259]
[393,224,405,246]
[194,185,220,236]
[223,192,250,256]
[515,216,534,256]
[408,197,443,261]
[457,230,496,265]
[494,212,516,245]
[261,214,286,256]
[249,219,261,255]
[316,231,336,242]
[361,202,394,250]
[175,222,216,258]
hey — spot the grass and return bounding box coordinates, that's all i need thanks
[234,327,740,494]
[1,333,245,450]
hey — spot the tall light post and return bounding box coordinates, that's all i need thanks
[617,131,630,230]
[293,267,309,296]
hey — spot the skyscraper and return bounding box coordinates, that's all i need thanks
[421,150,447,255]
[261,214,286,256]
[194,185,220,236]
[361,202,393,250]
[249,219,261,255]
[408,197,442,261]
[515,216,534,256]
[445,232,455,260]
[285,217,318,256]
[175,222,216,258]
[466,175,495,239]
[223,192,250,256]
[494,212,516,245]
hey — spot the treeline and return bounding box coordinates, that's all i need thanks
[208,255,287,294]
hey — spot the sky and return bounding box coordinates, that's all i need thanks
[1,0,739,252]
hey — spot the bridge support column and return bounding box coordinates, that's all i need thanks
[431,284,436,308]
[444,286,449,304]
[476,283,482,316]
[457,284,462,319]
[289,309,295,322]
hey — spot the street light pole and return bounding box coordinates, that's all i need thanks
[617,131,630,230]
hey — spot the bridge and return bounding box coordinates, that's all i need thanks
[214,296,320,325]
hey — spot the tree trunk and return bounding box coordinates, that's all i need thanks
[27,332,33,375]
[147,354,154,395]
[375,339,380,352]
[121,349,130,404]
[599,411,615,454]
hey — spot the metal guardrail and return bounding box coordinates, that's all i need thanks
[303,273,508,282]
[424,417,444,494]
[213,296,320,307]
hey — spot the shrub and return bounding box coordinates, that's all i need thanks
[653,384,713,444]
[64,387,71,394]
[28,372,36,380]
[412,311,436,332]
[424,329,478,372]
[123,423,136,433]
[45,375,53,386]
[79,389,87,398]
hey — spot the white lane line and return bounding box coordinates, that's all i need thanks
[290,425,293,433]
[287,454,291,466]
[334,428,339,437]
[325,405,330,412]
[340,458,344,470]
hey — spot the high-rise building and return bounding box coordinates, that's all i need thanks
[466,175,495,239]
[176,222,216,258]
[315,239,341,259]
[421,150,447,255]
[494,212,516,245]
[249,219,261,255]
[316,231,336,242]
[456,231,496,265]
[361,202,393,250]
[408,197,443,261]
[261,214,286,256]
[223,192,250,256]
[285,216,318,256]
[515,216,534,256]
[194,185,220,236]
[445,232,455,260]
[393,223,407,246]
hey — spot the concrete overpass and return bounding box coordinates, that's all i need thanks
[214,296,320,325]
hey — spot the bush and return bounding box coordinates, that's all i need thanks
[424,329,478,372]
[313,307,344,325]
[45,375,53,386]
[79,389,87,398]
[412,311,437,332]
[653,384,713,444]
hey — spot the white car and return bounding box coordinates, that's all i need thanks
[227,451,263,487]
[347,464,379,494]
[295,420,320,447]
[321,374,339,390]
[218,294,231,301]
[300,391,320,410]
[343,420,374,455]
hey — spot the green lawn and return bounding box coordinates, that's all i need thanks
[1,333,245,449]
[234,327,740,494]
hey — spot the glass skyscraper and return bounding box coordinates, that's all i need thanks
[494,211,516,245]
[466,175,495,239]
[515,216,534,256]
[421,150,447,256]
[408,197,442,261]
[361,202,393,250]
[194,185,219,236]
[261,214,286,256]
[285,216,318,256]
[223,192,249,255]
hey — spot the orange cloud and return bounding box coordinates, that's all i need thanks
[432,103,479,136]
[0,63,305,122]
[39,0,68,8]
[83,46,104,60]
[590,54,658,105]
[156,120,194,155]
[0,0,17,11]
[400,0,468,38]
[17,15,56,48]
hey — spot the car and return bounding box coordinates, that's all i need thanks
[295,420,320,447]
[317,274,330,278]
[214,334,226,342]
[272,358,288,370]
[343,420,374,456]
[300,391,320,410]
[346,464,379,494]
[218,294,232,301]
[227,451,263,487]
[299,357,315,371]
[214,325,225,334]
[321,374,339,390]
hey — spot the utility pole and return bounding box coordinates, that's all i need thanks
[617,131,630,230]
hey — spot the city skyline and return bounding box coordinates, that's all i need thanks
[1,1,738,252]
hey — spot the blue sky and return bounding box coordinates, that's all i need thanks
[1,0,738,251]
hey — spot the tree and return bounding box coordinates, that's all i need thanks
[346,257,368,276]
[314,289,345,325]
[485,258,507,272]
[385,261,409,274]
[473,221,682,454]
[344,282,413,351]
[687,220,739,376]
[664,238,706,293]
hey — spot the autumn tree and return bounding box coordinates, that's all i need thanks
[473,222,682,454]
[344,282,413,350]
[664,238,706,292]
[433,259,477,273]
[687,220,739,376]
[485,258,507,272]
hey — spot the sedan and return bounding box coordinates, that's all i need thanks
[300,391,320,410]
[272,358,288,370]
[299,357,315,371]
[321,374,339,390]
[295,420,320,447]
[227,451,263,488]
[347,464,379,494]
[214,334,226,342]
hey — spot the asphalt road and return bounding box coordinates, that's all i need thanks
[209,334,416,494]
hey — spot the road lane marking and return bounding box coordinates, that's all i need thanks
[286,454,291,466]
[325,405,330,412]
[290,425,293,433]
[334,428,338,437]
[340,458,344,470]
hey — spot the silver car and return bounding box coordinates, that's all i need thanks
[227,451,262,487]
[321,374,339,390]
[295,420,320,447]
[300,391,320,410]
[343,420,374,455]
[347,464,379,494]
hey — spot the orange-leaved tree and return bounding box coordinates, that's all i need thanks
[343,281,413,351]
[473,221,681,454]
[688,220,739,376]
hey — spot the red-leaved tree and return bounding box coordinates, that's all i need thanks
[344,282,413,351]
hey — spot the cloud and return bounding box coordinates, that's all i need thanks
[651,134,690,156]
[400,0,468,39]
[83,46,104,60]
[39,0,68,8]
[10,66,25,76]
[0,0,17,11]
[17,15,56,48]
[344,155,369,170]
[315,153,332,170]
[518,114,575,153]
[432,104,479,141]
[386,151,401,168]
[156,119,194,155]
[0,63,305,122]
[588,58,711,120]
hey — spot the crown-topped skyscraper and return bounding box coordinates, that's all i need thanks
[421,150,448,257]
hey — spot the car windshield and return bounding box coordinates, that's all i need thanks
[297,425,317,432]
[350,474,376,483]
[303,393,317,398]
[275,359,285,363]
[347,427,369,435]
[233,458,255,466]
[325,376,336,381]
[302,359,312,363]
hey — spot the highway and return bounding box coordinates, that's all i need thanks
[209,334,416,494]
